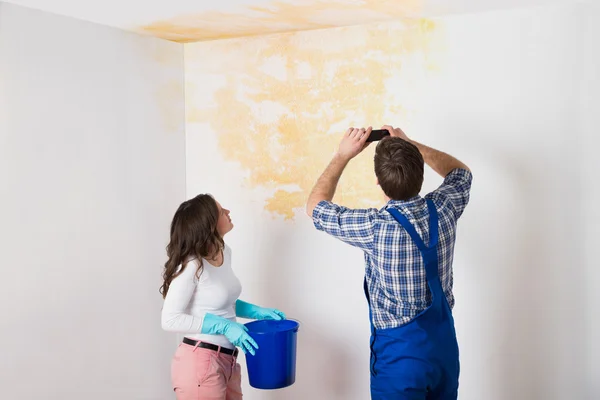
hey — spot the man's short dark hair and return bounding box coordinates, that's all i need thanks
[374,137,424,200]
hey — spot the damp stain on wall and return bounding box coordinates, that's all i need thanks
[185,17,442,220]
[156,80,185,133]
[139,0,422,43]
[136,40,185,135]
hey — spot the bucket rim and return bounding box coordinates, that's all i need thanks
[244,318,300,334]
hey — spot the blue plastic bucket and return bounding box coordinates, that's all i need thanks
[244,319,299,390]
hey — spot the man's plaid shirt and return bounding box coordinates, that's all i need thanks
[312,168,473,330]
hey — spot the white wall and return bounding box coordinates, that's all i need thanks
[0,3,185,399]
[185,4,595,400]
[435,6,586,400]
[579,2,600,398]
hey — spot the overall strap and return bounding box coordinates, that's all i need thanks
[387,199,440,282]
[386,208,427,251]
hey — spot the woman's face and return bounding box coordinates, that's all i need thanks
[215,200,234,237]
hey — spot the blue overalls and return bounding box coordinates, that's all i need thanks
[364,199,460,400]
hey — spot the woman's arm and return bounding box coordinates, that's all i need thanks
[161,265,205,332]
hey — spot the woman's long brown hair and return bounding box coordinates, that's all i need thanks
[160,194,224,298]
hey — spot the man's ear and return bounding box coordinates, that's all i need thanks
[376,178,380,186]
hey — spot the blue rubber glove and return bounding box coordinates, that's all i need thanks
[201,313,259,355]
[236,299,286,321]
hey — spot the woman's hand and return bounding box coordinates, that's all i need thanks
[236,299,286,321]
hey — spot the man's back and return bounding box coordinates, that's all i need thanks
[312,168,473,330]
[306,126,472,399]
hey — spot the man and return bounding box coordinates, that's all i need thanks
[306,125,472,400]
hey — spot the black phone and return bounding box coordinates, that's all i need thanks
[367,129,390,142]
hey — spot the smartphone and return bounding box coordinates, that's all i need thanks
[367,129,390,142]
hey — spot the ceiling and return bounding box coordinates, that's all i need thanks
[3,0,575,43]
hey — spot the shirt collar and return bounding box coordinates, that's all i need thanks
[384,195,424,210]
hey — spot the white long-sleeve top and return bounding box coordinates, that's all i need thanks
[161,244,242,349]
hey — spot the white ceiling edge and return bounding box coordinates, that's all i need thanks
[0,0,583,42]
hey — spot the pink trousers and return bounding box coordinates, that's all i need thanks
[171,341,243,400]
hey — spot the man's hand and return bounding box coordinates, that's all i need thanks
[381,125,409,141]
[337,127,372,161]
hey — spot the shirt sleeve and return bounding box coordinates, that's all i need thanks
[161,262,205,333]
[426,168,473,219]
[312,200,377,253]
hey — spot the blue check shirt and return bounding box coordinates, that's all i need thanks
[312,168,473,330]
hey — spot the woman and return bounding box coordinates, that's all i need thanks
[160,194,285,400]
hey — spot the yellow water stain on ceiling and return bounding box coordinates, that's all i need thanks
[185,18,442,220]
[140,0,421,43]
